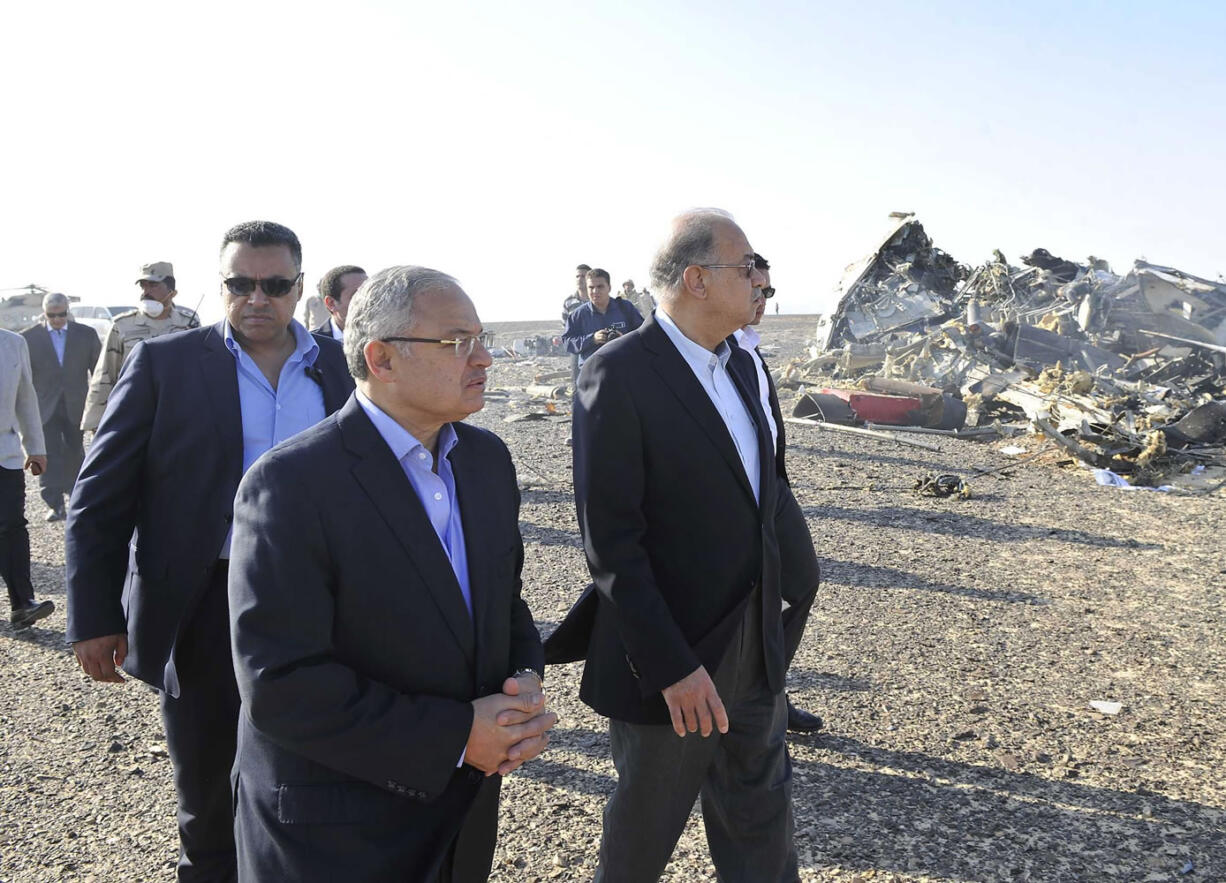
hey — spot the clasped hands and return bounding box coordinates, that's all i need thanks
[465,672,558,777]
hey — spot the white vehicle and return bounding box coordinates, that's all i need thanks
[74,304,138,340]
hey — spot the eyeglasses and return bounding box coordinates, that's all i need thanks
[222,273,303,298]
[45,311,68,318]
[379,330,495,358]
[698,260,758,278]
[760,287,775,299]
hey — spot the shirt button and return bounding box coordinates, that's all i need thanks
[433,492,443,501]
[276,404,282,411]
[418,452,428,460]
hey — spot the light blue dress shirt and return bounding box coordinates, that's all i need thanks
[655,308,761,503]
[47,323,66,365]
[220,320,326,556]
[354,390,472,617]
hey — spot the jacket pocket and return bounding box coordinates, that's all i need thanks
[276,782,404,826]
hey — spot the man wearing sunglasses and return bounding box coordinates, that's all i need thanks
[549,209,799,881]
[66,220,354,881]
[21,292,101,521]
[732,254,824,736]
[229,266,552,881]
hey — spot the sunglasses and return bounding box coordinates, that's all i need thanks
[45,311,68,318]
[222,273,302,298]
[761,287,775,299]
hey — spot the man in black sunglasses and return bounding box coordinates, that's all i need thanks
[66,220,354,881]
[732,254,824,735]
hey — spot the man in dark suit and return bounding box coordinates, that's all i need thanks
[21,292,101,521]
[229,265,554,882]
[549,209,799,881]
[732,254,824,734]
[66,221,353,882]
[311,264,366,342]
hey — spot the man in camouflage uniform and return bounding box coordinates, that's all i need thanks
[81,262,199,432]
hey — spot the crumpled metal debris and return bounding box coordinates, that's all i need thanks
[914,473,971,499]
[792,213,1226,487]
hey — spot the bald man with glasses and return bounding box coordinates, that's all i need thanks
[66,220,354,881]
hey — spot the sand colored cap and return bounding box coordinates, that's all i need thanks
[136,261,174,283]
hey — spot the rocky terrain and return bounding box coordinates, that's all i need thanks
[2,315,1222,882]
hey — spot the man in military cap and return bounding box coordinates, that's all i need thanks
[80,262,200,432]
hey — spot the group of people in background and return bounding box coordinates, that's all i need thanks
[0,209,822,883]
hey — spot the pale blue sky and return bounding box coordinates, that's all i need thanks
[3,0,1223,323]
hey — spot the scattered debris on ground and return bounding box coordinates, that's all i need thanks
[790,213,1226,487]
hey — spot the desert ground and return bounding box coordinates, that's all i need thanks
[1,315,1222,882]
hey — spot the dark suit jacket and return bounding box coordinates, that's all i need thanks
[730,337,821,611]
[228,395,543,882]
[64,322,353,695]
[548,314,786,725]
[22,321,101,424]
[311,317,337,342]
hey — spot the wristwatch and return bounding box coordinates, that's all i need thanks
[513,668,543,686]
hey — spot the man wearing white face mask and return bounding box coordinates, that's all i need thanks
[81,262,200,432]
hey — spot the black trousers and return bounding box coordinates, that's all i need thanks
[39,399,84,509]
[595,587,798,883]
[161,561,240,882]
[0,466,35,611]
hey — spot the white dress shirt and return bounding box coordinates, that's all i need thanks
[732,325,779,453]
[656,308,760,503]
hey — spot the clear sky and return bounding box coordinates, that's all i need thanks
[3,0,1223,324]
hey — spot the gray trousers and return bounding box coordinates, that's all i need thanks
[595,589,798,883]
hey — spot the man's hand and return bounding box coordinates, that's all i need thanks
[24,455,46,477]
[661,665,728,738]
[73,635,128,683]
[466,688,558,777]
[593,330,610,345]
[493,674,554,776]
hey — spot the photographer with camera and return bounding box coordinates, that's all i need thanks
[561,268,644,373]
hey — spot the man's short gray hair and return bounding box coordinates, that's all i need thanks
[43,292,69,311]
[344,265,460,380]
[649,208,736,298]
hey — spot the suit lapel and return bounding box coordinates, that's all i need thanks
[642,320,757,506]
[726,342,775,511]
[758,346,787,463]
[197,324,244,485]
[340,400,476,665]
[447,431,495,677]
[317,347,352,414]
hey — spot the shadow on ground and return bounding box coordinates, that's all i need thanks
[524,727,1221,879]
[804,505,1160,549]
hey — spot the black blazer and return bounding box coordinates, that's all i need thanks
[548,314,786,725]
[729,337,821,605]
[311,317,337,343]
[21,321,101,423]
[64,322,353,695]
[229,395,543,881]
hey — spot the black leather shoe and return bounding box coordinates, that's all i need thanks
[786,700,824,733]
[11,599,54,630]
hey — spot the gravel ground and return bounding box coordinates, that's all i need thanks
[2,315,1223,882]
